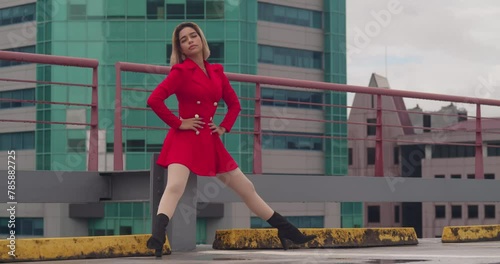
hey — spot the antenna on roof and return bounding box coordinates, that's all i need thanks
[385,46,388,78]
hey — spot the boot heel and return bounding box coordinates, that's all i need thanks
[278,235,289,250]
[146,237,163,250]
[147,214,169,258]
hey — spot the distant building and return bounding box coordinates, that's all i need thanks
[398,118,500,238]
[348,73,500,238]
[408,103,468,134]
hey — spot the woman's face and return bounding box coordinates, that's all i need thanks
[178,26,203,59]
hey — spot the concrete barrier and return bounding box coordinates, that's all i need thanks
[442,225,500,243]
[0,234,170,262]
[212,228,418,249]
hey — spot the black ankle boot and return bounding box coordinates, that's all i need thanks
[266,212,316,250]
[147,214,170,258]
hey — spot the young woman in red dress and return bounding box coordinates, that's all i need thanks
[146,22,316,258]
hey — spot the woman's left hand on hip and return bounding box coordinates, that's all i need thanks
[209,123,226,136]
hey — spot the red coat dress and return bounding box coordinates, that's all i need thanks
[147,58,241,176]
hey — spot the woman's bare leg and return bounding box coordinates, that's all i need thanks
[157,163,191,218]
[217,167,274,220]
[148,163,191,257]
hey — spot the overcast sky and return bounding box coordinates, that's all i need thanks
[346,0,500,117]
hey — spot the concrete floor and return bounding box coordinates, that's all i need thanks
[13,239,500,264]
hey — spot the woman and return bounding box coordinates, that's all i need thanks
[146,22,316,258]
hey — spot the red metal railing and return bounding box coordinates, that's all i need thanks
[113,62,500,178]
[0,51,99,171]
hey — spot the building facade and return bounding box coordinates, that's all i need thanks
[0,0,350,242]
[347,73,412,230]
[347,73,500,238]
[397,119,500,238]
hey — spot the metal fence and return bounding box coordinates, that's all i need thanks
[0,51,99,171]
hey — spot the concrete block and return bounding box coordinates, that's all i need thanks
[212,227,418,249]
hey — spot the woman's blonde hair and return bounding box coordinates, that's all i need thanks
[170,22,210,66]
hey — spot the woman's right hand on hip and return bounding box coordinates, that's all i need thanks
[179,117,205,133]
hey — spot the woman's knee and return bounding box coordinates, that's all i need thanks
[165,183,186,197]
[218,168,256,196]
[165,163,190,196]
[236,176,257,197]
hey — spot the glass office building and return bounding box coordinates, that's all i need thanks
[1,0,358,242]
[35,0,347,175]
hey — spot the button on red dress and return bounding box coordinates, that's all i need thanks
[147,58,241,176]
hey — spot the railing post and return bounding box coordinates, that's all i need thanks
[375,94,384,177]
[88,66,99,171]
[475,104,484,179]
[114,63,124,171]
[253,83,262,174]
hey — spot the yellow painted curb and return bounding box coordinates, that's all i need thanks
[212,228,418,249]
[0,234,170,262]
[442,225,500,243]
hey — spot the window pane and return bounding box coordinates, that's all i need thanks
[311,93,323,109]
[367,206,380,223]
[435,205,445,218]
[297,9,309,26]
[286,136,298,149]
[11,90,23,108]
[68,4,86,20]
[273,6,285,23]
[394,206,400,223]
[485,205,495,219]
[1,8,13,25]
[287,91,299,108]
[68,139,86,152]
[126,139,145,152]
[313,11,322,28]
[21,218,33,235]
[0,3,35,26]
[261,88,274,106]
[285,7,298,24]
[258,45,322,69]
[12,133,23,149]
[23,132,35,149]
[467,205,478,219]
[262,134,272,149]
[312,137,322,150]
[166,4,185,19]
[206,0,224,19]
[297,137,313,150]
[207,42,224,63]
[186,0,204,19]
[107,0,126,18]
[120,203,133,217]
[367,118,376,136]
[367,147,375,165]
[12,6,22,23]
[22,88,35,106]
[126,0,146,18]
[259,46,273,63]
[273,136,286,149]
[485,173,495,180]
[257,2,322,29]
[273,89,286,106]
[451,205,462,219]
[147,0,165,19]
[166,44,173,63]
[298,92,310,108]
